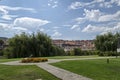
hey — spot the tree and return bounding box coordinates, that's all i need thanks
[4,32,65,58]
[94,32,120,52]
[0,39,4,46]
[74,48,82,56]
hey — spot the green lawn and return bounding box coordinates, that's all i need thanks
[51,58,120,80]
[0,58,21,63]
[44,55,98,59]
[0,64,60,80]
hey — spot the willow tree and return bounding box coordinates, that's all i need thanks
[94,32,120,52]
[4,32,65,58]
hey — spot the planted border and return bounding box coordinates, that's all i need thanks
[21,58,48,63]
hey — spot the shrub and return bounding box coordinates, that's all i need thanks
[21,58,48,63]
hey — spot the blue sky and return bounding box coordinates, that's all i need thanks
[0,0,120,40]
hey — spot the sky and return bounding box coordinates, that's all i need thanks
[0,0,120,40]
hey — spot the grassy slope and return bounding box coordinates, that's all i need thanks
[51,58,120,80]
[0,64,60,80]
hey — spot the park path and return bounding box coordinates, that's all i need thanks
[0,57,114,80]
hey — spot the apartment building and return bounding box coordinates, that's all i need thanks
[52,40,95,51]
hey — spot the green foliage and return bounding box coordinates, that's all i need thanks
[0,39,4,46]
[71,48,98,56]
[0,50,3,56]
[98,51,119,56]
[94,32,120,52]
[74,48,82,55]
[3,32,65,58]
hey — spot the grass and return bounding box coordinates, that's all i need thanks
[43,55,98,59]
[51,58,120,80]
[0,58,21,63]
[0,64,60,80]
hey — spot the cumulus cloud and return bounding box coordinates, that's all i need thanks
[0,23,27,37]
[98,10,120,22]
[13,17,50,31]
[68,0,120,10]
[82,23,120,34]
[75,9,120,23]
[0,5,36,20]
[68,2,84,10]
[84,9,103,22]
[68,0,105,10]
[52,31,62,38]
[82,24,106,32]
[0,17,50,37]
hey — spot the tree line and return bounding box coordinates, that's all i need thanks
[3,32,65,58]
[94,32,120,56]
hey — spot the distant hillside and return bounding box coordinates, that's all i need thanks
[0,37,8,40]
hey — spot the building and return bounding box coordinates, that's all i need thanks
[52,40,95,51]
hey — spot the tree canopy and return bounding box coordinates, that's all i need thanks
[4,32,65,58]
[0,39,4,46]
[94,32,120,52]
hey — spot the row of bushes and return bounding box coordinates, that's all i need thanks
[65,48,120,56]
[98,51,120,56]
[21,58,48,63]
[65,50,99,56]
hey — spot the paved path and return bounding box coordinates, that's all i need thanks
[0,57,115,80]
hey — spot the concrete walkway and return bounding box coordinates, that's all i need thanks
[0,57,115,80]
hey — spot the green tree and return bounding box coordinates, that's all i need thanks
[74,48,82,56]
[0,39,4,46]
[4,32,65,58]
[94,32,120,52]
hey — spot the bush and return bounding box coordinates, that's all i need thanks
[21,58,48,63]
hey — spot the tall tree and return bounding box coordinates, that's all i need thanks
[4,32,65,58]
[94,32,120,52]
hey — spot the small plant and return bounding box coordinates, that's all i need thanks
[21,58,48,63]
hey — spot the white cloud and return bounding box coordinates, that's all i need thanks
[1,14,17,20]
[84,9,102,22]
[0,23,27,37]
[82,23,120,34]
[98,10,120,22]
[68,0,105,10]
[71,25,80,31]
[74,9,103,23]
[75,9,120,23]
[68,0,120,10]
[82,24,105,32]
[99,2,112,8]
[68,2,84,10]
[0,17,50,37]
[52,31,62,37]
[53,26,60,29]
[13,17,50,31]
[62,24,71,27]
[111,0,120,6]
[48,0,58,8]
[0,5,36,20]
[0,5,36,12]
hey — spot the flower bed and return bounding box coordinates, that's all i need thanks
[21,58,48,63]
